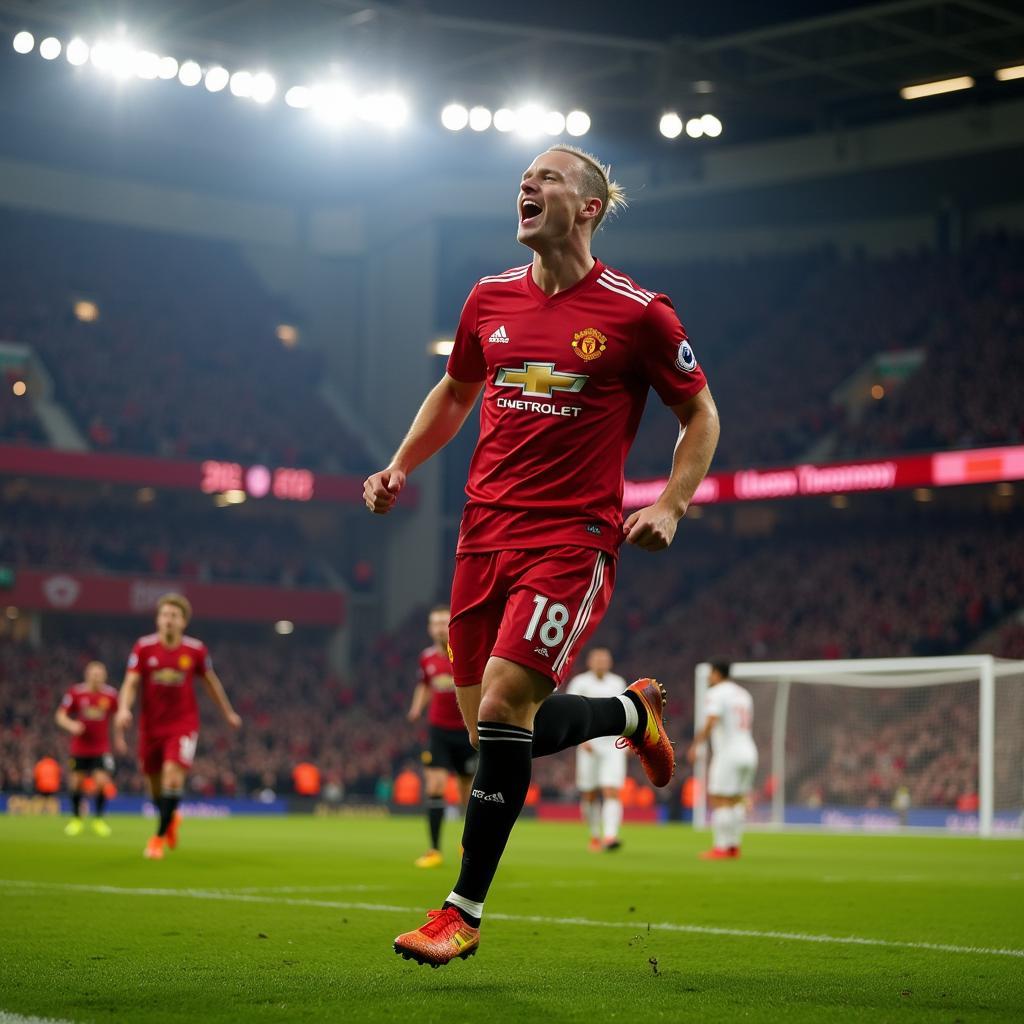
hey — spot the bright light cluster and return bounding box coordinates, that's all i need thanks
[440,103,590,138]
[659,112,723,140]
[10,29,409,127]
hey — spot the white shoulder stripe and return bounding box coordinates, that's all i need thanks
[182,636,205,649]
[597,275,651,307]
[601,268,657,301]
[479,265,530,284]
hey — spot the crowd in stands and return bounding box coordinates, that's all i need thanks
[2,502,1020,812]
[0,209,372,473]
[620,233,1024,477]
[0,489,336,588]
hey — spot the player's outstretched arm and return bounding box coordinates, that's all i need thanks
[624,385,720,551]
[200,669,242,729]
[54,706,85,737]
[114,670,140,754]
[687,715,719,765]
[363,374,484,515]
[407,683,430,722]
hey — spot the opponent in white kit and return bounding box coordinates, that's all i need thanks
[566,648,629,851]
[687,660,758,859]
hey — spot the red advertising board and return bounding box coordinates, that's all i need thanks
[623,445,1024,509]
[0,445,413,508]
[5,569,345,626]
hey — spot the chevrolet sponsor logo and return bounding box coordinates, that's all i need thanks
[494,362,588,398]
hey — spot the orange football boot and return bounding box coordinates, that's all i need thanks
[165,810,182,850]
[144,835,165,860]
[700,847,732,860]
[615,678,675,787]
[394,907,480,967]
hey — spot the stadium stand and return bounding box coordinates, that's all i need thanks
[0,208,372,472]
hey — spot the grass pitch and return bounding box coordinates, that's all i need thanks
[0,814,1021,1023]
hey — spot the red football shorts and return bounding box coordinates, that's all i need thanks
[140,732,199,774]
[449,546,616,688]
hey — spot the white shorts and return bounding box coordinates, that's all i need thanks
[575,742,627,792]
[708,750,758,797]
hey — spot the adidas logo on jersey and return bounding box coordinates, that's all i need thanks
[488,325,510,344]
[472,789,506,804]
[533,646,550,658]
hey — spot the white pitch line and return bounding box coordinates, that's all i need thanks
[2,879,1021,960]
[0,1013,78,1024]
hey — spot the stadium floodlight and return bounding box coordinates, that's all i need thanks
[251,72,276,103]
[995,64,1024,82]
[274,620,295,635]
[493,107,516,132]
[12,31,34,54]
[12,380,27,397]
[178,60,202,86]
[659,112,683,139]
[565,110,590,137]
[428,338,455,356]
[515,104,546,137]
[900,75,974,99]
[311,81,354,125]
[469,105,491,131]
[441,103,469,131]
[205,65,229,92]
[358,92,408,128]
[685,117,704,138]
[285,85,310,108]
[157,55,179,81]
[39,37,62,61]
[701,113,723,137]
[134,50,160,79]
[66,37,89,66]
[105,41,137,79]
[229,70,254,98]
[543,110,566,136]
[89,41,112,71]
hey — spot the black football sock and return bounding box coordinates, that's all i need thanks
[157,790,182,837]
[70,790,83,818]
[427,796,445,850]
[531,694,643,757]
[444,722,533,926]
[94,790,107,819]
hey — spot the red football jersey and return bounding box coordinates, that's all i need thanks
[447,259,707,556]
[418,646,464,731]
[59,684,119,757]
[128,633,209,738]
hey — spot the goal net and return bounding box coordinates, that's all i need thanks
[692,656,1024,837]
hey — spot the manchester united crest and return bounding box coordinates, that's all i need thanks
[571,327,608,362]
[178,654,193,670]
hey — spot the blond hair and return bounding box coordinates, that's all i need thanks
[549,144,627,230]
[157,592,192,623]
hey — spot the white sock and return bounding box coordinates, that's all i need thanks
[581,799,601,838]
[446,891,484,923]
[731,803,746,849]
[601,797,622,841]
[616,693,639,737]
[711,806,731,850]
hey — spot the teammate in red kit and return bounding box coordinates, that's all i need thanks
[55,660,118,837]
[407,605,477,868]
[114,593,241,860]
[365,145,720,966]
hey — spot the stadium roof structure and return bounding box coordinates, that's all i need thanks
[2,0,1024,145]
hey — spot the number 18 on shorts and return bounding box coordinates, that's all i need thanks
[449,546,616,688]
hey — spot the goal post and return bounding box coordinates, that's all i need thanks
[693,656,1024,838]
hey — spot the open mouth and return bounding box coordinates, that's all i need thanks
[520,200,543,225]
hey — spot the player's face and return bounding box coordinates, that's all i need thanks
[84,663,107,688]
[428,611,450,646]
[587,648,613,675]
[157,603,187,639]
[517,150,590,248]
